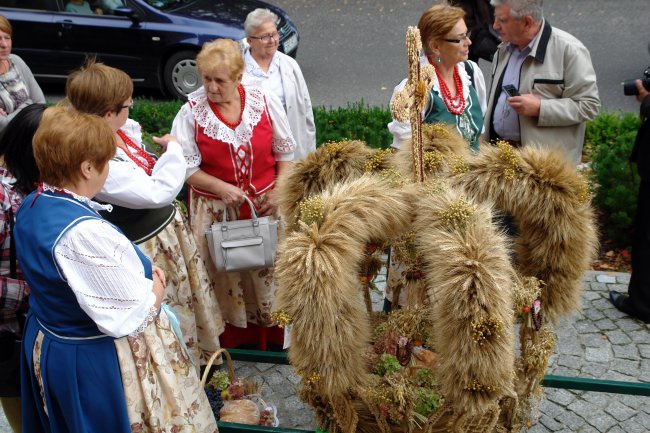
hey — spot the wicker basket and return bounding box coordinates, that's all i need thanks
[201,348,235,388]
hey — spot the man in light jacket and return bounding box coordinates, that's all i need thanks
[484,0,600,165]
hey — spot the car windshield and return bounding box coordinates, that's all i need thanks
[142,0,193,11]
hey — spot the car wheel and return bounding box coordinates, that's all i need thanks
[163,51,199,99]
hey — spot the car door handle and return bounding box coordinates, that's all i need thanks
[57,20,74,30]
[56,20,74,37]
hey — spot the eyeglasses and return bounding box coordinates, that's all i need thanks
[120,99,134,110]
[443,31,472,44]
[249,32,280,43]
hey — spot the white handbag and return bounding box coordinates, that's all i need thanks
[205,197,278,272]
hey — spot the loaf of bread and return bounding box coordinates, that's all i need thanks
[219,399,260,424]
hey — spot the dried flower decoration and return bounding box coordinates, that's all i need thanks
[364,148,393,173]
[423,178,447,197]
[423,150,445,172]
[378,167,407,188]
[391,90,410,122]
[438,197,474,229]
[422,123,451,141]
[513,277,544,314]
[576,175,592,204]
[270,310,292,328]
[392,230,422,266]
[323,141,344,156]
[496,140,520,181]
[521,326,556,374]
[450,155,469,175]
[415,79,429,111]
[301,371,321,386]
[464,379,497,394]
[299,195,325,226]
[470,317,502,345]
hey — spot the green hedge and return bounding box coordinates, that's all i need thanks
[129,99,641,248]
[130,99,393,149]
[314,102,392,148]
[585,111,641,248]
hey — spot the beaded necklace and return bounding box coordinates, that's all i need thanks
[116,130,156,176]
[210,85,246,130]
[429,58,466,115]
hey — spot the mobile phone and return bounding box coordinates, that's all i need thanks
[503,84,520,97]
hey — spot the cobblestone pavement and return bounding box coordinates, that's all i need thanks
[2,270,648,432]
[231,270,650,432]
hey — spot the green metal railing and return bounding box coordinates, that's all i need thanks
[215,348,650,433]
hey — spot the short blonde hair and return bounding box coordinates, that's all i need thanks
[418,4,465,54]
[66,59,133,116]
[196,39,244,80]
[33,106,115,186]
[0,15,12,36]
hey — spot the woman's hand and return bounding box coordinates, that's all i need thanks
[152,134,180,152]
[152,266,166,309]
[258,189,278,217]
[217,182,246,208]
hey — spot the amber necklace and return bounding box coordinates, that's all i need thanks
[211,85,246,129]
[116,130,155,176]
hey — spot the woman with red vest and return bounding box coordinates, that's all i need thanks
[172,38,295,349]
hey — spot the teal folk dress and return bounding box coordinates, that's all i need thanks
[423,63,483,151]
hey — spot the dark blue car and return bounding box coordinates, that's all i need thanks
[0,0,299,98]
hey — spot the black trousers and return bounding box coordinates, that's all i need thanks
[628,180,650,321]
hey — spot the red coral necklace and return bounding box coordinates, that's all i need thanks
[116,130,156,176]
[210,85,246,129]
[430,60,466,115]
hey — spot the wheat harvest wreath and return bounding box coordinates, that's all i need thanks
[267,27,599,433]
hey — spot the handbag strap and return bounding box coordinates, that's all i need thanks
[224,196,258,222]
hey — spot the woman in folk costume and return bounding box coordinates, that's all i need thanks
[388,3,487,153]
[385,3,487,310]
[65,60,222,365]
[171,38,295,349]
[15,107,216,432]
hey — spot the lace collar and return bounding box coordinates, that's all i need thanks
[42,183,113,212]
[187,85,267,146]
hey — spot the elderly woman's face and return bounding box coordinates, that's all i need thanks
[0,30,12,60]
[247,20,279,58]
[201,67,241,104]
[434,18,471,66]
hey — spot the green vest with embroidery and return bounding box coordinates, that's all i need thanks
[423,63,483,152]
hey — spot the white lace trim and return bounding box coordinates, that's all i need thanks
[129,305,159,337]
[273,136,295,154]
[187,85,267,146]
[42,183,113,212]
[185,154,201,169]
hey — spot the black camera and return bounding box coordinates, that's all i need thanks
[622,66,650,95]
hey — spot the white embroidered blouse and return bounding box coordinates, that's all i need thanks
[49,186,157,338]
[94,119,186,209]
[171,85,295,180]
